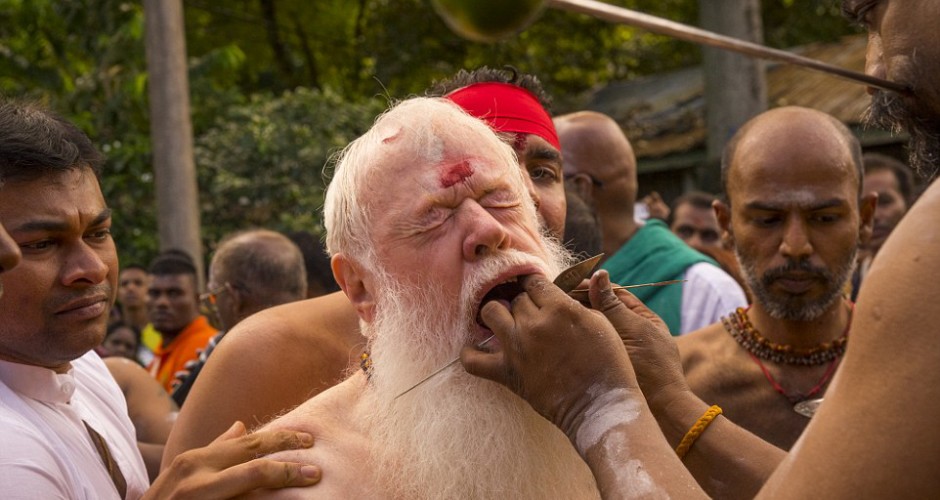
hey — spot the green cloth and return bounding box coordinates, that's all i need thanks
[601,219,716,335]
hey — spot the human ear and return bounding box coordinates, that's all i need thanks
[332,254,376,323]
[857,192,877,246]
[714,200,735,249]
[229,286,248,319]
[566,173,595,206]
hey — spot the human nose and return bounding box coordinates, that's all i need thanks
[0,222,21,274]
[864,34,886,96]
[61,241,110,286]
[462,203,510,261]
[779,217,812,260]
[151,292,170,309]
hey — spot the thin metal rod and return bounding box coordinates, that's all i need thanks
[547,0,912,95]
[393,278,685,399]
[395,334,496,400]
[568,279,684,300]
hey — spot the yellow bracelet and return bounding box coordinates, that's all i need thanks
[675,405,722,459]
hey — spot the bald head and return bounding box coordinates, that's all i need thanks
[715,107,874,322]
[209,229,307,329]
[722,106,863,204]
[554,111,637,212]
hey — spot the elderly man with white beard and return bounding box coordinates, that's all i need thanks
[250,96,606,499]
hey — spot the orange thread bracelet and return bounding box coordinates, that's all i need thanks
[675,405,722,459]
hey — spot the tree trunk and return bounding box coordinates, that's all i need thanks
[143,0,205,286]
[260,0,295,88]
[698,0,767,192]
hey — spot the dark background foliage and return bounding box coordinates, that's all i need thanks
[0,0,857,266]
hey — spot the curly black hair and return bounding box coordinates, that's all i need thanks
[426,66,553,112]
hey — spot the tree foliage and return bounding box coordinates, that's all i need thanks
[194,87,384,254]
[1,0,858,266]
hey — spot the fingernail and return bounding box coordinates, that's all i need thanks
[301,465,320,480]
[596,270,610,288]
[298,433,314,447]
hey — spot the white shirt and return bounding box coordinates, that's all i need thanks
[680,262,748,334]
[0,351,149,499]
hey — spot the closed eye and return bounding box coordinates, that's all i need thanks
[811,213,841,224]
[752,215,782,227]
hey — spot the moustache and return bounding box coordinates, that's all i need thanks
[761,259,830,285]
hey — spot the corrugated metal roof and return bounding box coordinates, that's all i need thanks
[588,35,884,160]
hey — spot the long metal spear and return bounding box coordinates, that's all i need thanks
[546,0,911,95]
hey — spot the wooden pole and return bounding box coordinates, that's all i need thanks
[143,0,204,287]
[547,0,911,95]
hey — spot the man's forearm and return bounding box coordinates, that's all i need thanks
[568,390,707,500]
[651,390,786,499]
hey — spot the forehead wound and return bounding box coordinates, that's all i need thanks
[439,159,475,188]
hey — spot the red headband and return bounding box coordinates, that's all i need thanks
[445,82,560,150]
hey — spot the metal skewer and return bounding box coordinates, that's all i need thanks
[394,254,607,400]
[393,276,683,399]
[547,0,911,95]
[395,334,496,400]
[567,279,686,300]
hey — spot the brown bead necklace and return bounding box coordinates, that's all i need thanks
[721,302,852,366]
[722,301,853,417]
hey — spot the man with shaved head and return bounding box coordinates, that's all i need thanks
[170,229,308,406]
[555,111,746,334]
[678,106,875,451]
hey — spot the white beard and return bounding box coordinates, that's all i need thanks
[358,240,600,499]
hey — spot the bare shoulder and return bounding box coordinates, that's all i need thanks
[259,374,376,499]
[102,356,142,391]
[103,357,169,401]
[263,372,368,435]
[677,322,734,374]
[759,181,940,498]
[163,292,366,467]
[222,291,366,397]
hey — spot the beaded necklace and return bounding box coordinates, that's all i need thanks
[721,302,852,366]
[722,301,853,417]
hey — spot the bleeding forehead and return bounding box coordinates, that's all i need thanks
[438,159,476,188]
[379,124,509,187]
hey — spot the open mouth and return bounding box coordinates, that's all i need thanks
[475,275,527,329]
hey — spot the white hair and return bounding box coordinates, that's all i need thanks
[323,97,532,269]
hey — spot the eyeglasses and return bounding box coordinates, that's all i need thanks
[199,283,231,308]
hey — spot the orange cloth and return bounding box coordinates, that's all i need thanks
[148,316,218,393]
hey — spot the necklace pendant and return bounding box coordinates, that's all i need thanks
[793,398,823,418]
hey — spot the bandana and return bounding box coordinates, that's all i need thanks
[445,82,560,150]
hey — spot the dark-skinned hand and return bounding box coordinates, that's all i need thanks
[600,280,692,413]
[460,270,640,439]
[145,421,320,499]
